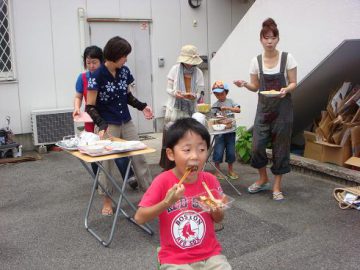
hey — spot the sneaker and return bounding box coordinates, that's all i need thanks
[127,176,138,190]
[247,182,271,193]
[273,191,284,201]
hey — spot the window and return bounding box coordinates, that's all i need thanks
[0,0,15,81]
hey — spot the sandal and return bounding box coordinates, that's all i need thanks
[247,182,271,193]
[101,205,114,216]
[227,172,239,180]
[273,192,284,201]
[214,223,224,232]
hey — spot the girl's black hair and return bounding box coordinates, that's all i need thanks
[83,46,103,69]
[103,36,132,62]
[165,118,210,150]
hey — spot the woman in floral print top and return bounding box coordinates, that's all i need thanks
[85,36,154,216]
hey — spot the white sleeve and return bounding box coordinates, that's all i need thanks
[166,65,178,96]
[249,56,259,75]
[286,53,297,70]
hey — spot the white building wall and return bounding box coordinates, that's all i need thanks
[210,0,360,128]
[0,0,252,135]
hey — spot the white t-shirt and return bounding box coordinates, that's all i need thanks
[249,51,297,84]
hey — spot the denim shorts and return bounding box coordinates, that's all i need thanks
[212,132,236,164]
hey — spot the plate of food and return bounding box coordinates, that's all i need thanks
[55,135,80,150]
[105,141,147,152]
[260,90,280,97]
[197,103,211,113]
[194,182,234,212]
[77,140,112,155]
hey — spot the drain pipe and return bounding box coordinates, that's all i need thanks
[77,7,86,70]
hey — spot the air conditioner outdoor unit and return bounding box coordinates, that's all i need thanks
[31,108,76,146]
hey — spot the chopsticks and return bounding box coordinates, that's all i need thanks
[164,168,192,204]
[202,181,216,201]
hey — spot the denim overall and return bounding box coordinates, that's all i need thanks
[251,52,293,175]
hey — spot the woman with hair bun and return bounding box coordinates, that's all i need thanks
[234,18,297,201]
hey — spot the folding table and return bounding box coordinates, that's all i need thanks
[204,127,242,196]
[69,144,155,247]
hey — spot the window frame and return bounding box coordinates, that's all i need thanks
[0,0,16,82]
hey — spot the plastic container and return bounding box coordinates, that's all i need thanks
[194,189,234,213]
[212,124,226,131]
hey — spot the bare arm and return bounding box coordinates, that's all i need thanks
[86,90,97,106]
[283,67,297,93]
[233,73,260,92]
[221,106,241,113]
[73,93,83,117]
[134,184,185,225]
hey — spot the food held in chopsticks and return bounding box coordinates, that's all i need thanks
[186,165,199,172]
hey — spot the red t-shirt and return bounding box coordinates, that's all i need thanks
[138,170,223,265]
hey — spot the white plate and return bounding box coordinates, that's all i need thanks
[55,142,78,151]
[106,141,147,152]
[260,90,280,97]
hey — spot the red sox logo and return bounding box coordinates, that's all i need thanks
[171,210,206,249]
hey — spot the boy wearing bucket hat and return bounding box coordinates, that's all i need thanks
[211,80,241,180]
[160,45,205,170]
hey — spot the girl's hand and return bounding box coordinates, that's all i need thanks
[164,184,185,206]
[233,80,247,88]
[183,93,196,100]
[143,106,154,119]
[278,88,287,98]
[220,106,229,111]
[175,91,184,99]
[72,108,81,118]
[98,130,106,140]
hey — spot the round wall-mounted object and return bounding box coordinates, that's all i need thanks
[188,0,202,8]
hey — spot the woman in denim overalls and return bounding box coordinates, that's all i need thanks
[234,18,297,200]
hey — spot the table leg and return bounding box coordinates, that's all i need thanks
[80,159,153,247]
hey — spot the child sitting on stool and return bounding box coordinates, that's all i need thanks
[135,118,232,270]
[211,81,241,180]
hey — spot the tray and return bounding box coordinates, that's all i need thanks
[78,140,147,156]
[55,135,80,151]
[55,142,78,151]
[194,189,234,212]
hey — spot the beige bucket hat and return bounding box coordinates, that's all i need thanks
[177,45,203,66]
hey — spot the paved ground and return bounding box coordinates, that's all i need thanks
[1,134,360,270]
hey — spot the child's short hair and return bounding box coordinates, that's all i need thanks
[103,36,132,62]
[165,118,210,150]
[212,80,229,94]
[83,46,103,69]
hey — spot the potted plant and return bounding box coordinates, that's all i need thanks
[235,126,252,163]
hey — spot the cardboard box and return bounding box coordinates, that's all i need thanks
[351,126,360,156]
[304,131,323,161]
[304,131,352,166]
[345,157,360,169]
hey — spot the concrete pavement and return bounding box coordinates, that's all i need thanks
[1,133,359,270]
